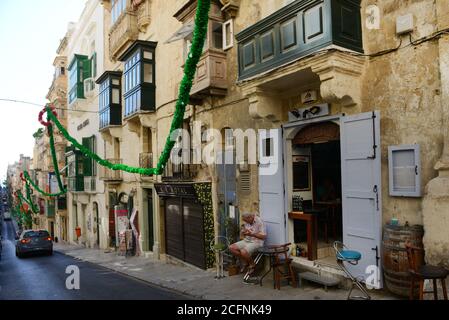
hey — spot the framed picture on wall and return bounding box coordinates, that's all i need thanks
[293,155,311,191]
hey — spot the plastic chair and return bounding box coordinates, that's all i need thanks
[333,241,371,300]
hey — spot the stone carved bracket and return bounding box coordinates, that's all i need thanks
[310,51,366,108]
[247,89,282,123]
[133,0,151,32]
[240,50,366,122]
[220,0,240,18]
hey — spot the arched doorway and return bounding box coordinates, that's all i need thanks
[290,121,342,262]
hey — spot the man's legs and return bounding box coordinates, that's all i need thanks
[229,243,253,271]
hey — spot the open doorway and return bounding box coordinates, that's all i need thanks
[290,121,342,265]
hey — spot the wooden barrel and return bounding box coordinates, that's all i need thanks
[382,224,424,298]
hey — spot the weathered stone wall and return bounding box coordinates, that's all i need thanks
[360,0,443,226]
[422,0,449,266]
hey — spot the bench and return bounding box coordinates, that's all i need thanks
[297,271,341,291]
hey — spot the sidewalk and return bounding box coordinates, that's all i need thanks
[54,243,398,300]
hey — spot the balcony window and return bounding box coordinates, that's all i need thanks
[82,135,96,177]
[66,149,84,192]
[97,71,122,129]
[68,54,91,104]
[111,0,127,26]
[236,0,364,80]
[118,41,157,118]
[173,1,228,99]
[212,22,223,50]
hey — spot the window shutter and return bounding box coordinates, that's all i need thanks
[239,170,251,193]
[82,137,93,177]
[83,58,92,80]
[388,144,421,197]
[91,52,97,78]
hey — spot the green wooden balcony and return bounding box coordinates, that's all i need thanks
[47,203,56,218]
[236,0,363,81]
[68,176,84,192]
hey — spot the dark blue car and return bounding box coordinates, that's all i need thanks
[16,230,53,258]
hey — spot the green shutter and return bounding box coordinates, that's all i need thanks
[82,137,93,176]
[83,58,92,80]
[91,52,97,78]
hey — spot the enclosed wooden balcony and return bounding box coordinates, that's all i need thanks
[236,0,363,81]
[190,49,227,100]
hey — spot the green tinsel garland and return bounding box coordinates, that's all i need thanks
[48,124,66,192]
[16,190,39,214]
[23,171,66,197]
[42,0,210,178]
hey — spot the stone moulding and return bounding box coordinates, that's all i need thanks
[239,49,366,122]
[133,0,151,32]
[109,10,139,61]
[219,0,240,18]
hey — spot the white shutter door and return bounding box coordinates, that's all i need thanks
[258,128,286,246]
[341,111,382,287]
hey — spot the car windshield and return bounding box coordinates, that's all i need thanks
[23,231,50,238]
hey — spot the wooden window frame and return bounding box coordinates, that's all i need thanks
[223,19,234,50]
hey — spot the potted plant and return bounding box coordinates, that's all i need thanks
[225,217,241,276]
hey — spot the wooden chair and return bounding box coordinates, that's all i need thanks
[405,242,448,300]
[268,243,297,290]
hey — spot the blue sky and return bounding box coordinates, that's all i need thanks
[0,0,86,182]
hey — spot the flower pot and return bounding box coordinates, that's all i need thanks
[228,264,239,276]
[75,227,81,238]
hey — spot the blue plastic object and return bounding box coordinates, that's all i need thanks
[337,250,362,261]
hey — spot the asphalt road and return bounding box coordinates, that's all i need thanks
[0,219,188,300]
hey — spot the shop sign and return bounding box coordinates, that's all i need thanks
[154,183,196,198]
[288,103,329,122]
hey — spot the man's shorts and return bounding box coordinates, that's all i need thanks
[233,240,262,256]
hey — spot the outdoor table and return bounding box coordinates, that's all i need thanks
[255,245,291,288]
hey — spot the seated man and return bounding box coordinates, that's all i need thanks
[229,212,266,275]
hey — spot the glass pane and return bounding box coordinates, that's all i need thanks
[392,149,416,192]
[112,88,120,104]
[144,63,153,83]
[212,22,223,50]
[144,51,153,60]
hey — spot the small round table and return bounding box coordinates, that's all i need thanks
[254,246,291,288]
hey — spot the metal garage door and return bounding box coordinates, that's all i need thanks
[165,198,206,269]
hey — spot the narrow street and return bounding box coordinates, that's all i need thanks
[0,220,188,300]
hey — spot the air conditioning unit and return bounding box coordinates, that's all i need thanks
[84,78,95,97]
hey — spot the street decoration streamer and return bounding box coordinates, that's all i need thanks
[22,0,211,196]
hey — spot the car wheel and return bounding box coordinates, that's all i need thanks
[48,249,53,256]
[17,251,23,258]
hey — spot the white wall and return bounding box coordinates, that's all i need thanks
[65,0,107,249]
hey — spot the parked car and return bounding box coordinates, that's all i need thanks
[16,230,53,258]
